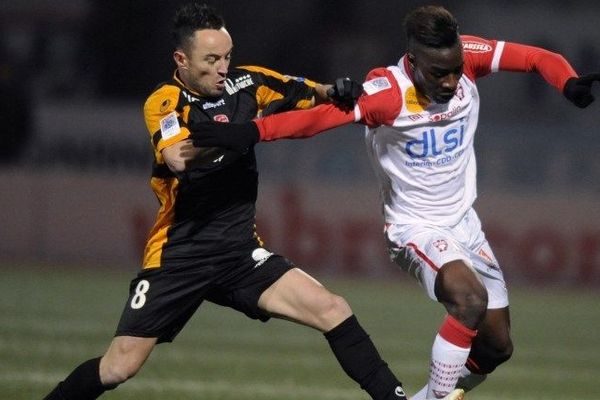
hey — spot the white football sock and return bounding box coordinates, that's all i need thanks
[409,384,428,400]
[426,316,476,399]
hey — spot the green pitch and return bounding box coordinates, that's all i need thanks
[1,266,598,399]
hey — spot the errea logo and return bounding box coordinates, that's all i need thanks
[225,74,254,95]
[463,42,492,53]
[252,248,273,268]
[181,90,200,103]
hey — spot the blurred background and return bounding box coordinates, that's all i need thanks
[1,0,599,284]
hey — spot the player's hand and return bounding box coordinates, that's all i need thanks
[563,73,600,108]
[188,120,260,151]
[326,77,363,110]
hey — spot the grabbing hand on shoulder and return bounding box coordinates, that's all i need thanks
[563,73,600,108]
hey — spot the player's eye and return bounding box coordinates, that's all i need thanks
[205,57,218,64]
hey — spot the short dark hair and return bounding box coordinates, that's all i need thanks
[172,2,225,52]
[404,5,459,49]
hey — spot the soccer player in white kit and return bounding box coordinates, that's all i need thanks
[189,6,599,399]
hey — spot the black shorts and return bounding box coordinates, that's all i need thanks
[115,248,294,343]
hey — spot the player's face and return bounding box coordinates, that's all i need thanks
[174,28,233,97]
[410,42,464,104]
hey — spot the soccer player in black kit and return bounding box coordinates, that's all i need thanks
[42,2,410,400]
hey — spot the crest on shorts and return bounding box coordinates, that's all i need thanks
[433,239,448,252]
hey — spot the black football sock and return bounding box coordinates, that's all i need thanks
[324,315,407,400]
[43,357,114,400]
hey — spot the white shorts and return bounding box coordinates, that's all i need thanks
[385,208,509,309]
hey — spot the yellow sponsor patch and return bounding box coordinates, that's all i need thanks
[404,86,429,113]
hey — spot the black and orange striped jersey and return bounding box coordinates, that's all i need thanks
[142,66,318,269]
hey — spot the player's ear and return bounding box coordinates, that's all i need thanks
[174,50,188,69]
[407,53,416,70]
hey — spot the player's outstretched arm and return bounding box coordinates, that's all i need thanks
[188,77,363,150]
[188,103,356,150]
[187,73,401,150]
[498,42,599,109]
[563,73,600,108]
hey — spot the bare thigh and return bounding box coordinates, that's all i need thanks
[257,268,352,332]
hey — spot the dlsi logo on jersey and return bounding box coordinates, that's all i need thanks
[405,118,465,158]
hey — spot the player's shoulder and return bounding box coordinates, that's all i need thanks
[235,65,285,81]
[364,67,395,80]
[461,35,498,55]
[362,67,399,96]
[144,81,181,117]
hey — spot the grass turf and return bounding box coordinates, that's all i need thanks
[1,265,598,399]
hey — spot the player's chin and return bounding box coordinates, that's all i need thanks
[434,93,454,103]
[210,87,225,97]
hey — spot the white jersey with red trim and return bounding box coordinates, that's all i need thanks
[253,36,576,225]
[363,36,506,227]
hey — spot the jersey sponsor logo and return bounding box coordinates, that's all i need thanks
[429,105,465,122]
[202,98,225,110]
[463,41,493,53]
[409,114,425,121]
[405,119,465,158]
[252,248,273,268]
[159,111,180,140]
[213,114,229,122]
[181,90,201,103]
[404,86,429,113]
[225,74,254,95]
[363,77,391,95]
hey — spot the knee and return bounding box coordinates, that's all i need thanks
[492,337,514,366]
[472,338,514,374]
[462,291,488,320]
[100,355,143,386]
[317,293,353,328]
[453,293,487,329]
[436,264,488,327]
